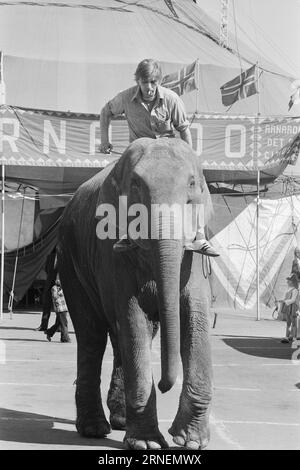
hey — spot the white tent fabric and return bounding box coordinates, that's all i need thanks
[0,187,36,251]
[0,0,298,115]
[209,196,300,309]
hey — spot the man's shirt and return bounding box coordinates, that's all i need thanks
[107,85,190,142]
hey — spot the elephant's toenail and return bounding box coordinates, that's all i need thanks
[173,436,185,446]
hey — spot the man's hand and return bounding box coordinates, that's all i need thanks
[99,142,113,154]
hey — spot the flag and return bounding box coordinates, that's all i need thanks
[164,0,178,18]
[220,64,258,107]
[161,61,197,96]
[288,83,300,111]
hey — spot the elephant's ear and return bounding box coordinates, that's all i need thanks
[112,139,148,195]
[110,174,120,194]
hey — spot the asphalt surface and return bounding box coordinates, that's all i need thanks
[0,308,299,450]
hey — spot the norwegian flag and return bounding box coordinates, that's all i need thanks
[161,61,197,96]
[220,64,258,107]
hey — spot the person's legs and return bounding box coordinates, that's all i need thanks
[281,310,292,342]
[291,315,298,339]
[36,288,52,331]
[45,314,60,341]
[59,311,71,343]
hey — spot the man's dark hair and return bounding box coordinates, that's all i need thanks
[135,59,162,83]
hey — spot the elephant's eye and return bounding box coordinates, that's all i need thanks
[130,178,140,192]
[189,178,195,189]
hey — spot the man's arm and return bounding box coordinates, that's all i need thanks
[168,93,193,148]
[99,104,114,153]
[179,127,193,148]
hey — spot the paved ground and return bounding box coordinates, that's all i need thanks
[0,307,299,450]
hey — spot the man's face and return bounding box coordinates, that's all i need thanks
[137,77,159,102]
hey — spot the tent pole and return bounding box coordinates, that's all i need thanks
[0,164,5,321]
[195,58,200,114]
[256,168,260,321]
[256,61,261,321]
[0,51,5,321]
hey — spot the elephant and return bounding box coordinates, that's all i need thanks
[57,137,213,450]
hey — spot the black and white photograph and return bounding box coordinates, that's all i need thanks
[0,0,299,456]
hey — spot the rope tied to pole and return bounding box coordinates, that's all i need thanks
[8,185,26,318]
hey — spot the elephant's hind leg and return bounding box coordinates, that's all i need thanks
[59,262,111,438]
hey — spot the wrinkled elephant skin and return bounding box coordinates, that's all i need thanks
[58,138,213,450]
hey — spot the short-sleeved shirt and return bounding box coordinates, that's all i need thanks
[107,85,190,142]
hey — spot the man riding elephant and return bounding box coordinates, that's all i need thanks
[100,58,219,258]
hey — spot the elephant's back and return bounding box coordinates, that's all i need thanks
[62,161,115,219]
[58,161,116,254]
[77,160,116,196]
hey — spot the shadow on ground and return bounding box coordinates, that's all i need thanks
[0,326,74,332]
[220,335,293,360]
[1,338,54,343]
[0,327,41,332]
[0,408,123,448]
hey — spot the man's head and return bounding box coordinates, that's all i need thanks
[135,59,162,102]
[287,273,299,289]
[295,247,300,258]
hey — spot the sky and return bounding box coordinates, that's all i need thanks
[197,0,300,79]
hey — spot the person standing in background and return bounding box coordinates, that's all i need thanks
[280,274,299,343]
[291,246,300,282]
[35,247,57,331]
[45,275,71,343]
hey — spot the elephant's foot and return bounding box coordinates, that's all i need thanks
[76,387,111,438]
[76,416,111,438]
[124,430,169,450]
[169,415,210,449]
[110,413,126,431]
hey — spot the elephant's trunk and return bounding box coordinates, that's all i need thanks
[153,237,182,394]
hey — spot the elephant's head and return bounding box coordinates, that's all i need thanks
[111,138,212,392]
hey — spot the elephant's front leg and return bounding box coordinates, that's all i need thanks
[117,294,168,450]
[169,287,213,449]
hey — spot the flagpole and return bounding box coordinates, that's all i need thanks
[195,58,200,114]
[256,167,260,321]
[0,51,5,322]
[255,61,261,321]
[0,165,5,322]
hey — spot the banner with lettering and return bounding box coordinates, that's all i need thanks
[0,105,299,184]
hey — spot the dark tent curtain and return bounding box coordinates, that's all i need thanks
[4,216,61,305]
